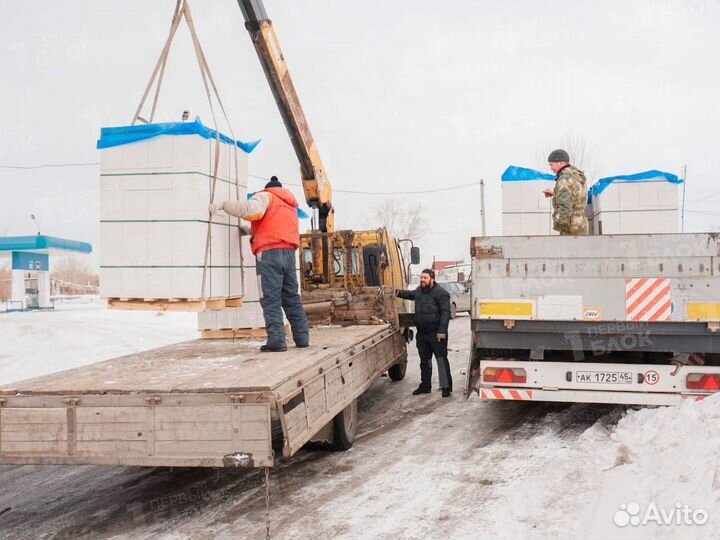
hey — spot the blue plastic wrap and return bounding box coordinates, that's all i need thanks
[589,170,682,199]
[501,166,555,182]
[97,117,260,154]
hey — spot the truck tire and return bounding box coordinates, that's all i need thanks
[387,361,407,381]
[450,302,457,319]
[331,399,358,451]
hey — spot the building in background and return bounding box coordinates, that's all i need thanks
[0,235,92,311]
[432,259,464,273]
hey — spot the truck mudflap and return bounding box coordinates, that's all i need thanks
[466,359,720,406]
[0,393,274,468]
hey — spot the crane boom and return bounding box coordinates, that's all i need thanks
[237,0,334,233]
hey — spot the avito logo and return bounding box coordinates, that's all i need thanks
[614,502,708,527]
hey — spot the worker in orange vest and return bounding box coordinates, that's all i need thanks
[211,176,309,352]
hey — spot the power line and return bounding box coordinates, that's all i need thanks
[0,162,99,170]
[423,228,478,236]
[686,187,720,205]
[0,162,480,196]
[339,182,480,195]
[249,174,480,195]
[685,210,720,216]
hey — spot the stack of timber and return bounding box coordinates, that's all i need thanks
[302,286,399,326]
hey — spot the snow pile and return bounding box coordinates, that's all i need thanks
[473,398,720,540]
[594,395,720,539]
[0,302,197,385]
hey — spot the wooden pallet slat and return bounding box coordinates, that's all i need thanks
[107,297,243,312]
[200,324,290,340]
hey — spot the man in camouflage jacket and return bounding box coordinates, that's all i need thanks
[547,149,589,235]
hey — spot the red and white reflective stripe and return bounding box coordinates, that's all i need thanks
[682,395,707,401]
[481,388,534,401]
[688,353,706,366]
[625,278,672,321]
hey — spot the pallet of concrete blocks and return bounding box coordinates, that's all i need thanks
[589,170,683,235]
[197,259,301,339]
[98,118,260,311]
[197,303,274,339]
[500,166,559,236]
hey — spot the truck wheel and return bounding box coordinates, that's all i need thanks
[331,399,358,451]
[450,302,457,319]
[388,361,407,381]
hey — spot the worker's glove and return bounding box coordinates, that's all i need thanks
[437,333,447,342]
[208,202,225,215]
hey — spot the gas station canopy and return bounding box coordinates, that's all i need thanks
[0,235,92,255]
[1,235,93,311]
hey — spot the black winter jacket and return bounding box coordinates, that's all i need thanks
[397,284,451,334]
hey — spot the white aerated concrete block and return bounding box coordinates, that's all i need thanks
[99,129,253,302]
[197,303,280,331]
[503,212,554,236]
[592,180,680,234]
[196,248,302,331]
[501,180,556,236]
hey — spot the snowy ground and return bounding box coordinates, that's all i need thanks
[0,297,198,385]
[1,303,719,539]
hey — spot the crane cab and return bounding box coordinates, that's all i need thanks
[299,228,419,326]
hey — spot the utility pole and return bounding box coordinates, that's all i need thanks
[681,164,687,233]
[479,178,486,236]
[30,214,41,236]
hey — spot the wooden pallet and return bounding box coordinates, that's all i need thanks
[201,324,290,340]
[106,297,243,312]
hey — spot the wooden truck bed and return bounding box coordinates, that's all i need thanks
[0,325,405,468]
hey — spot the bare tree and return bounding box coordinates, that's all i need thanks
[0,264,10,301]
[372,199,428,262]
[540,131,600,182]
[51,256,99,290]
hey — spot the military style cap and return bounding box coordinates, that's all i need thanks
[548,149,570,163]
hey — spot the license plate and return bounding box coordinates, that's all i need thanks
[575,371,633,384]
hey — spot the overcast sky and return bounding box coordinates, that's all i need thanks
[2,0,719,268]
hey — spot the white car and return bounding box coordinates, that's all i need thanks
[438,281,471,318]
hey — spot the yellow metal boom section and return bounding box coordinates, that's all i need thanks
[238,0,334,233]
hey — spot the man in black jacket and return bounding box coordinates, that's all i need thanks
[396,268,453,397]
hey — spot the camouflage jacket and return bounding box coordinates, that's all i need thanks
[552,165,589,235]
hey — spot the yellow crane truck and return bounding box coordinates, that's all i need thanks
[0,0,418,469]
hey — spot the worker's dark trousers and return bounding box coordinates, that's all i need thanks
[416,331,452,391]
[256,248,310,348]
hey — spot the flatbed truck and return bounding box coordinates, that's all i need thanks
[0,324,405,468]
[0,0,420,470]
[465,233,720,405]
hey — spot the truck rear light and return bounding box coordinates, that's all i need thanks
[686,373,720,391]
[483,367,527,384]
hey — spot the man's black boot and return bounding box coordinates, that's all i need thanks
[412,385,431,395]
[441,388,452,398]
[260,344,288,353]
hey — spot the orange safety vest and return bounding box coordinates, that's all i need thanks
[250,187,300,255]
